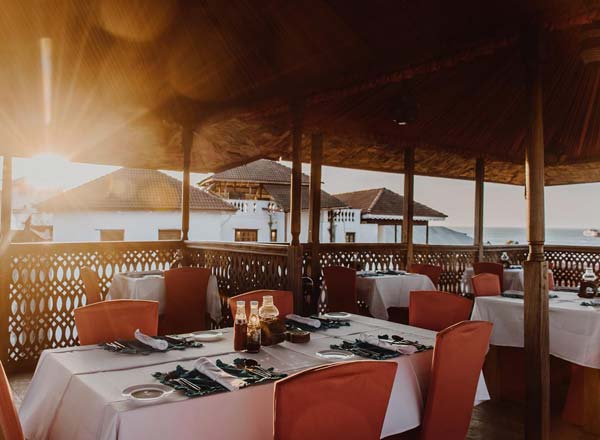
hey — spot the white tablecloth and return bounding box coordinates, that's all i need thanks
[20,315,489,440]
[462,267,524,293]
[357,273,436,320]
[108,271,222,323]
[471,291,600,369]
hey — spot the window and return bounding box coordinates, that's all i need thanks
[158,229,181,240]
[99,229,124,241]
[270,229,278,242]
[235,229,258,242]
[345,232,356,243]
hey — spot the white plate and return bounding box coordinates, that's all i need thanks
[190,330,224,342]
[122,384,174,402]
[316,349,354,360]
[322,312,352,321]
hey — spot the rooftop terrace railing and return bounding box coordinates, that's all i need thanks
[1,240,598,372]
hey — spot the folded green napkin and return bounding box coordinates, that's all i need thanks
[153,358,287,398]
[102,337,203,355]
[330,340,400,360]
[286,316,351,332]
[581,301,600,307]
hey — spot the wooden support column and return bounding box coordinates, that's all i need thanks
[523,22,549,440]
[0,156,12,366]
[288,103,304,314]
[181,126,192,241]
[401,147,415,268]
[474,158,485,261]
[309,133,323,313]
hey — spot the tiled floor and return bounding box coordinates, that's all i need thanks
[8,373,600,439]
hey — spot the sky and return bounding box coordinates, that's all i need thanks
[5,155,599,230]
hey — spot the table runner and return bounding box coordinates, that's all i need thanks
[356,273,435,320]
[471,291,600,368]
[20,315,489,440]
[108,271,222,322]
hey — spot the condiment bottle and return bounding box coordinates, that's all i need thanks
[259,295,285,346]
[233,300,247,351]
[246,300,261,353]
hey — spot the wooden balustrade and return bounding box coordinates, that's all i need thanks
[2,241,181,372]
[2,240,600,372]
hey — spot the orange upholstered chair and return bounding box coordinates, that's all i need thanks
[409,291,473,331]
[563,365,584,425]
[417,321,492,440]
[74,299,159,345]
[274,361,397,440]
[548,270,555,291]
[408,263,443,286]
[0,361,25,440]
[471,273,502,297]
[228,290,294,317]
[322,266,359,314]
[159,267,211,335]
[81,267,102,304]
[473,262,504,291]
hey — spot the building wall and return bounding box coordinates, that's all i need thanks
[49,210,233,242]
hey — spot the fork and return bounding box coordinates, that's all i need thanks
[177,378,202,392]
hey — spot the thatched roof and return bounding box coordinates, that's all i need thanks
[1,1,600,185]
[335,188,447,220]
[37,168,236,212]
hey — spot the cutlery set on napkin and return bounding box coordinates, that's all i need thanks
[285,314,351,331]
[153,357,287,397]
[102,329,202,354]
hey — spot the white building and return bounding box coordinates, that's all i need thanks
[36,168,237,242]
[198,159,355,243]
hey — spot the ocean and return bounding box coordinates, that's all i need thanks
[452,227,600,246]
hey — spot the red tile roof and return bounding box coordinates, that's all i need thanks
[334,188,447,219]
[199,159,310,185]
[37,168,236,212]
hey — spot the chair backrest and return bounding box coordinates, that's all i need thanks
[74,299,159,345]
[409,291,473,331]
[408,264,443,286]
[81,267,102,304]
[228,290,294,318]
[473,262,504,291]
[471,273,502,297]
[420,321,493,440]
[322,266,359,314]
[161,267,211,334]
[0,361,25,440]
[274,361,397,440]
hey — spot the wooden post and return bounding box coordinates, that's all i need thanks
[308,133,323,313]
[425,223,429,244]
[523,22,550,440]
[308,133,322,246]
[0,156,12,366]
[474,158,485,261]
[181,126,192,241]
[401,147,415,267]
[288,103,304,314]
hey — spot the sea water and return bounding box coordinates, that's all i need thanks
[452,227,600,246]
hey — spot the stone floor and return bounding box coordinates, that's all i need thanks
[7,373,600,439]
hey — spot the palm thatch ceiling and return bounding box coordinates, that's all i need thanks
[0,0,599,185]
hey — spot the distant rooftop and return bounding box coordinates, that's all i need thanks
[199,159,310,186]
[37,168,236,212]
[262,184,345,212]
[334,188,447,220]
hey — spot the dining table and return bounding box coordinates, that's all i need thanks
[108,271,222,323]
[471,289,600,434]
[19,314,489,440]
[356,271,436,320]
[462,266,524,294]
